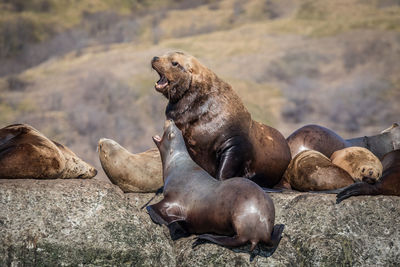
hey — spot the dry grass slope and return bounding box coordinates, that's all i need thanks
[0,0,399,180]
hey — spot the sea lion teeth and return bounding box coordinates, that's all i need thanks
[151,51,291,188]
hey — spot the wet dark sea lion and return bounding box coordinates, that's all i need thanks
[286,124,350,158]
[281,150,354,191]
[147,120,284,254]
[336,149,400,203]
[151,51,291,187]
[330,147,382,182]
[98,138,163,192]
[0,124,97,179]
[346,123,400,159]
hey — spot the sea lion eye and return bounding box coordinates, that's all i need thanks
[168,132,175,140]
[172,61,179,67]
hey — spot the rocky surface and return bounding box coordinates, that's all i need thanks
[1,179,399,266]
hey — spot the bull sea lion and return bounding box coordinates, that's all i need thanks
[331,147,383,182]
[281,150,354,191]
[151,51,291,187]
[286,124,350,158]
[147,120,284,254]
[0,124,97,179]
[336,149,400,203]
[98,138,163,193]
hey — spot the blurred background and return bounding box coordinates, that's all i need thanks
[0,0,399,181]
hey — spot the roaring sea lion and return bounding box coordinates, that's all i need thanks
[151,51,291,187]
[336,149,400,203]
[330,147,383,182]
[0,124,97,179]
[98,138,163,193]
[281,150,354,191]
[147,120,284,254]
[286,124,350,158]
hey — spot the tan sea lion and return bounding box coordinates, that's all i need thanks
[286,124,350,158]
[330,147,383,182]
[151,52,291,188]
[281,150,354,191]
[98,138,163,193]
[336,149,400,203]
[147,120,284,255]
[0,124,97,179]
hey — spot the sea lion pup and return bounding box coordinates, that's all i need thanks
[331,147,383,183]
[281,150,354,191]
[147,120,284,254]
[151,52,291,188]
[98,138,163,193]
[0,124,97,179]
[336,149,400,203]
[286,124,350,158]
[346,122,400,159]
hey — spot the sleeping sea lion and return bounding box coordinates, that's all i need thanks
[281,150,354,191]
[336,149,400,203]
[98,138,163,192]
[330,147,383,182]
[0,124,97,179]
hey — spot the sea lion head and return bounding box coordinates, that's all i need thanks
[152,120,187,160]
[357,165,381,182]
[151,51,202,103]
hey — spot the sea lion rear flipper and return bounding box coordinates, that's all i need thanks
[261,187,283,193]
[194,234,248,249]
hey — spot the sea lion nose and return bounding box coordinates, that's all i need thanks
[152,56,160,63]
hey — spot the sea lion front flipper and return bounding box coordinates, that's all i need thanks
[147,200,186,225]
[336,182,378,204]
[216,136,250,180]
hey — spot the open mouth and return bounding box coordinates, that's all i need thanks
[153,135,162,142]
[155,74,169,91]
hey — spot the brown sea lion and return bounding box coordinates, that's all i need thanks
[98,138,163,193]
[331,147,383,182]
[336,149,400,203]
[147,120,284,254]
[151,51,291,187]
[286,124,350,158]
[281,150,354,191]
[0,124,97,179]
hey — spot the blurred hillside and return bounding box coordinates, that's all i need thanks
[0,0,399,181]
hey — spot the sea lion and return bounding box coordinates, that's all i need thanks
[330,147,383,182]
[98,138,163,193]
[281,150,354,191]
[147,120,284,254]
[286,124,350,158]
[336,149,400,203]
[0,124,97,179]
[151,51,291,187]
[346,122,400,159]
